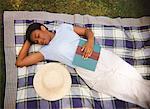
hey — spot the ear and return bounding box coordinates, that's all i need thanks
[40,26,46,31]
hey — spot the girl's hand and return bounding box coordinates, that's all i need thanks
[81,42,93,59]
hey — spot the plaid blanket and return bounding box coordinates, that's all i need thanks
[15,20,149,109]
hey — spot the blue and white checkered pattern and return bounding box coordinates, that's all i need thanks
[15,20,150,109]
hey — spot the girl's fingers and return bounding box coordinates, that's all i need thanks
[81,43,93,59]
[82,49,92,59]
[81,45,85,51]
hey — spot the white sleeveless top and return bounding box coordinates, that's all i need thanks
[39,23,80,68]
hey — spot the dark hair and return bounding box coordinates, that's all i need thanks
[25,23,48,43]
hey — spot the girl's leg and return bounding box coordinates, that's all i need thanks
[93,49,150,109]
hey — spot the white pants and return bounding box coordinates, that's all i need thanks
[76,48,150,109]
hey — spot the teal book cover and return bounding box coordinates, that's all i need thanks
[72,38,101,71]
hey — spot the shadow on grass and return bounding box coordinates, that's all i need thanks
[0,11,5,109]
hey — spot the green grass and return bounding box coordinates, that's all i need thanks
[0,10,5,108]
[1,0,150,17]
[0,0,150,108]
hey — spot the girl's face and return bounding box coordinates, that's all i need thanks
[31,26,51,45]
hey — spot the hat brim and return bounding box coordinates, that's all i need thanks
[33,62,71,101]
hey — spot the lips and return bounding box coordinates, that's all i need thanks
[44,40,48,45]
[42,41,45,45]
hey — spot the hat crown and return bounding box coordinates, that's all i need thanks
[42,71,64,90]
[34,63,71,101]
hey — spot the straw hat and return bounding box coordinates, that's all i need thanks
[33,62,71,101]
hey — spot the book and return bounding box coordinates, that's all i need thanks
[72,38,101,71]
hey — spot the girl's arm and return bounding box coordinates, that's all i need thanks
[74,26,94,59]
[15,40,44,67]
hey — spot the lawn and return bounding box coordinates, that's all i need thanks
[1,0,150,17]
[0,0,150,108]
